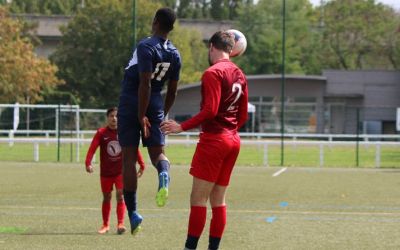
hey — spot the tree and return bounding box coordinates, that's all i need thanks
[177,0,210,19]
[374,7,400,69]
[0,7,63,103]
[169,24,208,84]
[8,0,83,15]
[51,0,207,108]
[318,0,400,70]
[210,0,244,20]
[235,0,316,75]
[158,0,178,10]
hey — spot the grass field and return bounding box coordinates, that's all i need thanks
[1,142,399,167]
[1,162,400,249]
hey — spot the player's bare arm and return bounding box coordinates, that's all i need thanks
[164,79,178,115]
[138,72,152,138]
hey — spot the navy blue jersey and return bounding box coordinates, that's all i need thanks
[117,36,181,147]
[119,36,181,107]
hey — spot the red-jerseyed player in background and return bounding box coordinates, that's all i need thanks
[85,107,146,234]
[161,31,248,250]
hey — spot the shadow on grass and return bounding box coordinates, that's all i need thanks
[20,232,99,236]
[0,232,100,236]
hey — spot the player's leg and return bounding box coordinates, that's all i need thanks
[144,107,171,207]
[207,133,240,250]
[208,185,228,250]
[184,177,215,250]
[147,145,170,207]
[99,177,113,234]
[118,100,143,234]
[184,132,227,249]
[115,175,126,234]
[122,147,142,234]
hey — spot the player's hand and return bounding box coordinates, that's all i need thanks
[86,165,94,173]
[140,116,151,138]
[137,168,144,178]
[160,120,183,135]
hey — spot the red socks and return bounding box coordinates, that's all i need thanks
[188,206,207,237]
[187,205,227,238]
[210,205,227,238]
[117,201,126,224]
[102,201,111,226]
[102,201,126,226]
[186,205,227,249]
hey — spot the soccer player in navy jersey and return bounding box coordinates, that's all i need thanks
[85,107,146,234]
[161,31,248,250]
[117,7,181,234]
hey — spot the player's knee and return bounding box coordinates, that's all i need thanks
[210,188,226,207]
[116,197,123,203]
[210,196,225,207]
[116,191,124,202]
[103,192,112,202]
[151,155,168,167]
[148,147,168,166]
[190,192,208,206]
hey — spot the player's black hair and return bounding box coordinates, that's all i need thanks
[208,31,235,54]
[106,107,117,116]
[154,7,176,33]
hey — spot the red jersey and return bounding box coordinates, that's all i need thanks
[85,127,145,177]
[181,59,248,133]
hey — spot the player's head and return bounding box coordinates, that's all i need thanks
[208,31,235,65]
[106,107,117,129]
[152,7,176,34]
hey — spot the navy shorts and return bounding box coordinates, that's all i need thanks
[118,96,165,147]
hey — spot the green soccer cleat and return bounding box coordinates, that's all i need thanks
[156,172,169,207]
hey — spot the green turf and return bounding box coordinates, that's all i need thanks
[1,142,399,167]
[1,162,400,249]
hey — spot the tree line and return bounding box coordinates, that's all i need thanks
[0,0,399,108]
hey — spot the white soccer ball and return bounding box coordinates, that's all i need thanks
[227,29,247,57]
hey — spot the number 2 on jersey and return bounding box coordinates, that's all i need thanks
[152,62,171,81]
[227,83,243,111]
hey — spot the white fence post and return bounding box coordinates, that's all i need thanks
[8,130,14,146]
[34,143,39,162]
[45,132,49,146]
[186,134,190,147]
[76,107,80,163]
[375,143,381,168]
[263,143,268,166]
[319,144,324,167]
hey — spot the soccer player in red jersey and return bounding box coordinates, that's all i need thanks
[85,107,146,234]
[161,31,248,250]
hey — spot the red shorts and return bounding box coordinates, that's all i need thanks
[100,175,123,193]
[190,132,240,186]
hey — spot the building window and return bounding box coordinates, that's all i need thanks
[250,96,317,133]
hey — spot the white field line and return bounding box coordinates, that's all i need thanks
[1,205,400,217]
[272,167,287,177]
